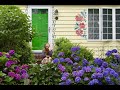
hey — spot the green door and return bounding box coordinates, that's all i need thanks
[32,9,48,50]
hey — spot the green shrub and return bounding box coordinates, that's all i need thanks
[28,63,61,85]
[0,5,33,64]
[52,37,94,62]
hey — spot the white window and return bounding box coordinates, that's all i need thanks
[87,8,120,41]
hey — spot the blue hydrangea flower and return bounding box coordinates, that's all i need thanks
[90,65,95,69]
[77,70,84,77]
[62,72,69,78]
[53,58,59,64]
[105,50,112,57]
[58,52,64,57]
[83,66,91,73]
[77,66,81,70]
[91,73,97,79]
[67,60,73,65]
[82,59,89,66]
[113,72,119,78]
[65,58,71,62]
[71,46,80,52]
[114,54,120,59]
[103,71,109,77]
[105,76,111,83]
[88,79,99,85]
[96,73,103,79]
[60,58,65,62]
[102,62,108,68]
[71,53,77,58]
[75,77,81,83]
[74,56,80,61]
[72,71,77,77]
[94,58,103,66]
[95,68,102,73]
[61,76,67,81]
[112,49,117,53]
[66,79,72,85]
[105,68,112,72]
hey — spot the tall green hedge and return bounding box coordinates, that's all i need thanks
[0,5,34,64]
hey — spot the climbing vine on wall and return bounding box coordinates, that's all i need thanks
[74,9,87,39]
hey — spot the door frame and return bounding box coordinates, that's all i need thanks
[27,5,53,53]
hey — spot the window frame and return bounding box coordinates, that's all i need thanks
[87,8,120,41]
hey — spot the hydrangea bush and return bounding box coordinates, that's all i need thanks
[52,47,120,85]
[0,50,30,85]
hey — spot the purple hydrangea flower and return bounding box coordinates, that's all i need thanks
[66,79,72,85]
[61,76,67,81]
[94,58,103,66]
[58,64,62,68]
[77,70,84,77]
[21,64,29,69]
[83,66,91,72]
[53,58,59,64]
[82,59,89,66]
[110,70,116,76]
[84,77,89,81]
[88,79,99,85]
[21,69,27,74]
[105,50,112,57]
[67,60,73,65]
[90,65,95,69]
[105,76,111,83]
[95,68,102,73]
[58,66,66,72]
[0,52,3,57]
[15,74,21,80]
[62,72,69,78]
[113,72,119,78]
[103,71,109,77]
[9,50,15,56]
[114,54,120,59]
[105,68,112,72]
[77,66,81,70]
[73,62,78,66]
[65,58,71,62]
[59,58,65,62]
[21,73,29,79]
[72,71,78,77]
[91,73,97,79]
[15,66,21,73]
[58,52,64,57]
[75,77,81,83]
[102,62,108,68]
[71,46,80,52]
[5,60,16,68]
[112,49,117,53]
[8,72,15,78]
[5,54,11,58]
[74,56,80,61]
[96,73,103,79]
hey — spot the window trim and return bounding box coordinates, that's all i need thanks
[87,8,120,41]
[27,5,53,53]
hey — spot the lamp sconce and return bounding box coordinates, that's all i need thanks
[54,9,58,20]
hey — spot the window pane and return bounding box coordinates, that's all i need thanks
[94,28,99,33]
[103,28,107,33]
[108,28,112,33]
[103,9,107,14]
[103,15,107,20]
[108,15,112,20]
[108,34,112,39]
[94,22,99,27]
[94,9,99,14]
[103,22,107,27]
[94,15,99,21]
[88,9,93,14]
[116,22,120,27]
[108,22,112,27]
[88,15,93,21]
[88,28,93,33]
[116,15,120,20]
[88,22,93,27]
[116,28,120,33]
[103,34,107,39]
[116,9,120,14]
[108,9,112,14]
[94,34,99,39]
[88,34,94,39]
[116,34,120,39]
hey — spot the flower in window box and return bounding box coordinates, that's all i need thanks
[75,14,84,21]
[80,23,85,29]
[76,30,83,36]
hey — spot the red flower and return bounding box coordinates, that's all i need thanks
[75,15,84,21]
[76,30,83,36]
[80,23,85,29]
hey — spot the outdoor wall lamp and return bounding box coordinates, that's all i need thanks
[54,9,58,20]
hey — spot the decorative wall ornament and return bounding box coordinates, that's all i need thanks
[74,9,87,39]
